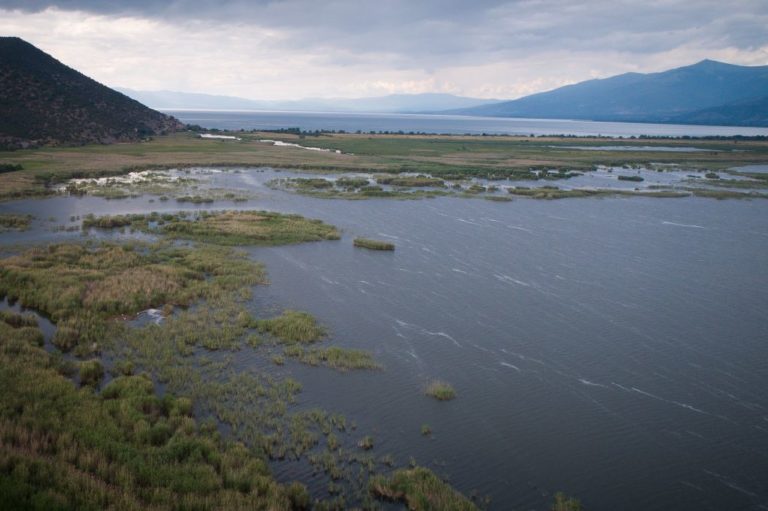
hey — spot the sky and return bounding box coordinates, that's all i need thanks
[0,0,767,101]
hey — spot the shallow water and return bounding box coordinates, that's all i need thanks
[553,145,722,152]
[2,169,768,510]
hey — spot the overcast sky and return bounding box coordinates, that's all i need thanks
[1,0,767,100]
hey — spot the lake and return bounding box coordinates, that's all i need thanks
[164,109,768,138]
[2,168,767,510]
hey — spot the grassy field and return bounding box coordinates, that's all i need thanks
[3,130,768,199]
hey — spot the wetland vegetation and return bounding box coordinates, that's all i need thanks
[4,129,768,509]
[83,210,341,246]
[425,381,456,401]
[3,131,768,200]
[369,467,478,510]
[354,238,396,251]
[0,213,31,230]
[0,208,433,509]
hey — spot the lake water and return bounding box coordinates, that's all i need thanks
[165,110,768,138]
[2,169,768,510]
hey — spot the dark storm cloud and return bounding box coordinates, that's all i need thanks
[3,0,766,61]
[1,0,766,99]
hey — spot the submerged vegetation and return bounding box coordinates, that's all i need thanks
[0,213,32,230]
[354,238,396,251]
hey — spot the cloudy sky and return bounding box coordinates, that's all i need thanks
[1,0,767,100]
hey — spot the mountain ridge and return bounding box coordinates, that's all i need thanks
[446,60,768,127]
[0,37,183,149]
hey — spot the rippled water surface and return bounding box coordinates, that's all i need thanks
[2,168,767,511]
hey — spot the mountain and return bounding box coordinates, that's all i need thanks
[117,88,501,114]
[449,60,768,127]
[671,95,768,127]
[0,37,183,149]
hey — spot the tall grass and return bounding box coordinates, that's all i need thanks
[425,380,456,401]
[255,310,326,343]
[369,467,479,510]
[283,345,381,371]
[353,238,395,251]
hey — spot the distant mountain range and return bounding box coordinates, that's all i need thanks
[116,88,502,114]
[120,60,768,127]
[0,37,182,149]
[448,60,768,127]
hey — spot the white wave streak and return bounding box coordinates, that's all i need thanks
[494,274,531,287]
[424,330,462,348]
[578,378,607,388]
[662,221,706,229]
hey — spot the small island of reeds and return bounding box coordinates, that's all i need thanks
[425,380,456,401]
[353,238,395,251]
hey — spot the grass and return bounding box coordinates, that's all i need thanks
[254,310,326,344]
[369,466,479,510]
[283,345,381,371]
[425,380,456,401]
[358,436,374,450]
[84,210,341,246]
[0,311,43,347]
[0,242,266,354]
[0,323,311,510]
[375,175,445,187]
[78,359,104,386]
[353,238,395,251]
[552,492,583,511]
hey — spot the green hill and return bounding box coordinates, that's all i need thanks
[0,37,183,149]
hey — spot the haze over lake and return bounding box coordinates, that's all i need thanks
[165,110,768,138]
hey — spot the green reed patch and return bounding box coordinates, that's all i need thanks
[0,242,265,354]
[353,238,395,251]
[254,310,326,344]
[369,466,479,511]
[425,380,456,401]
[84,210,341,246]
[283,345,381,371]
[0,326,308,510]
